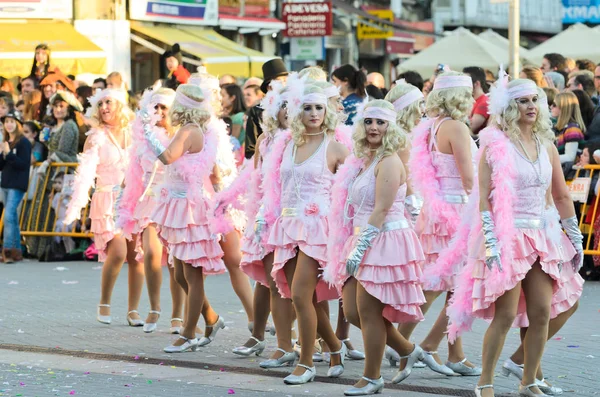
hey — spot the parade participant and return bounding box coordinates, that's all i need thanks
[395,71,481,377]
[445,76,584,397]
[229,81,297,368]
[266,81,349,384]
[324,100,427,395]
[313,78,364,361]
[144,83,226,352]
[64,88,144,326]
[189,68,255,342]
[116,87,185,334]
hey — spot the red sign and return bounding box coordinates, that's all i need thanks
[282,1,332,37]
[219,0,269,17]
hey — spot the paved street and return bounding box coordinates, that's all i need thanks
[1,260,599,396]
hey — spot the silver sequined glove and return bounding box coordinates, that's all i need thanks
[561,216,584,272]
[254,205,266,243]
[141,110,166,157]
[346,224,380,277]
[481,211,503,272]
[405,194,422,226]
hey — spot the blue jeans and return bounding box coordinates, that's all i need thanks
[2,188,25,251]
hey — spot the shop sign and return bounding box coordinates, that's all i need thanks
[282,1,332,37]
[290,37,325,61]
[0,0,72,19]
[357,9,394,40]
[219,0,269,17]
[563,0,600,23]
[130,0,218,25]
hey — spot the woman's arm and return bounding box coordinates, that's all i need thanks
[328,140,350,173]
[254,133,265,169]
[157,126,195,165]
[64,133,100,224]
[559,141,578,164]
[448,122,475,194]
[549,144,576,218]
[479,147,492,212]
[368,155,402,229]
[397,141,413,196]
[54,120,79,162]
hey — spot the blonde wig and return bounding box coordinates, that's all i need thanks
[90,98,134,131]
[385,84,423,133]
[490,79,554,144]
[425,71,474,124]
[290,85,337,146]
[261,85,289,136]
[169,84,211,128]
[353,99,407,159]
[298,66,327,82]
[555,91,587,133]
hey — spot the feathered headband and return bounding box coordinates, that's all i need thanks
[391,80,424,112]
[488,66,539,116]
[86,88,128,118]
[260,80,285,121]
[284,72,327,121]
[188,66,220,111]
[355,101,397,123]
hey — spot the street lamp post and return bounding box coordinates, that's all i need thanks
[508,0,520,77]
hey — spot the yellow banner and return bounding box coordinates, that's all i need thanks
[357,9,394,40]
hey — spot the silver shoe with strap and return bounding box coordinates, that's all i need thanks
[445,358,482,376]
[232,336,266,357]
[536,379,563,396]
[391,344,425,383]
[344,376,384,396]
[421,350,455,376]
[519,383,550,397]
[126,310,145,327]
[283,364,316,385]
[475,384,493,397]
[97,304,111,324]
[143,310,161,333]
[501,358,524,379]
[259,348,297,368]
[327,342,347,378]
[198,316,225,347]
[163,336,199,353]
[342,338,365,360]
[169,318,183,334]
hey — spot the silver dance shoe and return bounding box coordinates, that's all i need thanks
[344,376,384,396]
[259,348,297,368]
[446,358,482,376]
[232,336,266,356]
[392,344,424,383]
[283,364,316,385]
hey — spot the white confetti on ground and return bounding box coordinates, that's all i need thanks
[8,281,19,285]
[53,266,69,271]
[62,280,79,285]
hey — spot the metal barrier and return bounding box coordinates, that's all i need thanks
[572,164,600,255]
[0,162,93,239]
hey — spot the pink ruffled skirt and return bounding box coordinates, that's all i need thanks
[417,203,464,291]
[240,225,273,287]
[469,228,582,327]
[130,194,168,264]
[268,216,338,302]
[153,191,225,274]
[338,228,426,323]
[90,190,119,262]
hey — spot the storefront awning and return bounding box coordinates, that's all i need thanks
[0,21,106,78]
[131,21,272,78]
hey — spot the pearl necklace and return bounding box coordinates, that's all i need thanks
[516,134,544,185]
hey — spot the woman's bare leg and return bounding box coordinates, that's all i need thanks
[98,235,127,317]
[126,238,145,318]
[221,232,254,323]
[142,225,163,323]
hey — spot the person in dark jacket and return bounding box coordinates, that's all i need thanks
[244,58,288,159]
[0,110,31,263]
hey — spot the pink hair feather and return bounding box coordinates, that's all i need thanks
[334,124,353,152]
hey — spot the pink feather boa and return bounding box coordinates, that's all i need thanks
[409,118,462,235]
[213,161,254,213]
[261,129,292,226]
[334,124,353,152]
[323,154,364,288]
[445,126,517,343]
[64,128,106,225]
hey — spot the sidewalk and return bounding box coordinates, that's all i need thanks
[1,261,599,396]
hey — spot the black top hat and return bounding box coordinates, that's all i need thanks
[261,58,288,93]
[1,109,23,125]
[164,43,183,65]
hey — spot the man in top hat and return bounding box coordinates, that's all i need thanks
[244,58,288,159]
[164,43,191,89]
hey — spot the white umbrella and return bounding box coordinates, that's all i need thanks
[528,23,600,64]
